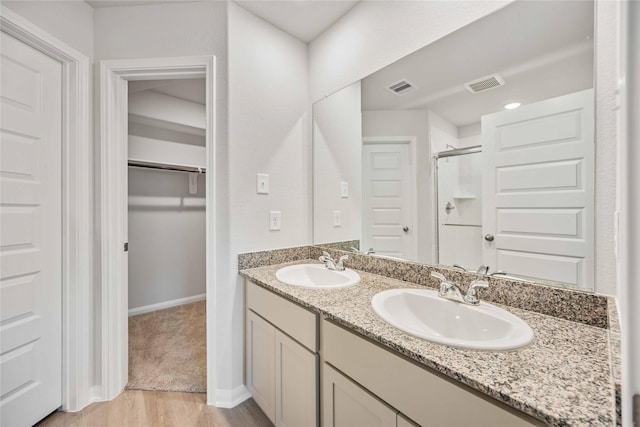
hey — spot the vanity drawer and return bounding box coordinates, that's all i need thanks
[322,319,542,427]
[246,280,318,352]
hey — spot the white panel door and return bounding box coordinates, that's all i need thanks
[362,142,414,260]
[482,89,594,288]
[0,32,63,426]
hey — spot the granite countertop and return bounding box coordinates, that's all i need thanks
[240,260,616,427]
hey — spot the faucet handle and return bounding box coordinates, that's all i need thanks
[430,271,447,282]
[476,265,490,275]
[464,280,489,305]
[337,255,349,267]
[319,251,332,263]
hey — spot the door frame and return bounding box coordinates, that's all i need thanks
[361,136,417,260]
[0,6,93,412]
[99,56,217,401]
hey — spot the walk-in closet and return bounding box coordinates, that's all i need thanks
[126,78,207,393]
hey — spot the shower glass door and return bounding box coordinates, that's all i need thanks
[436,148,483,270]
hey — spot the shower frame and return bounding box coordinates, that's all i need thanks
[433,144,482,265]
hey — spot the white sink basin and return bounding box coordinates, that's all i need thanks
[371,288,533,351]
[276,264,360,289]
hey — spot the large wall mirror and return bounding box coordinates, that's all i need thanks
[313,0,595,290]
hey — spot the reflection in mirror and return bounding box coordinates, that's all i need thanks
[313,0,595,290]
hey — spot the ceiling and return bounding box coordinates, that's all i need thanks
[236,1,359,42]
[361,0,595,128]
[86,0,360,43]
[86,0,195,7]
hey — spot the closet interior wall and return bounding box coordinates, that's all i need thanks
[127,79,207,312]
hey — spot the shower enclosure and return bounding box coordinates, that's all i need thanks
[435,146,483,269]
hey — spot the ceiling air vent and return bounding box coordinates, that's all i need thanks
[386,79,417,96]
[464,74,505,94]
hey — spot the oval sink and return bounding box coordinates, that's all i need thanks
[371,288,533,351]
[276,264,360,289]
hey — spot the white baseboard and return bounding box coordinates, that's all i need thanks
[128,293,206,316]
[211,385,251,408]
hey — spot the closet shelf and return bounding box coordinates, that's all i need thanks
[128,135,206,171]
[128,159,205,173]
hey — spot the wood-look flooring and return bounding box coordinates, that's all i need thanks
[35,391,273,427]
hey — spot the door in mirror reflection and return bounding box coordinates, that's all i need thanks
[482,89,594,288]
[362,138,415,260]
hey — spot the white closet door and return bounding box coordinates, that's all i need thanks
[482,89,594,288]
[0,32,63,426]
[362,142,415,260]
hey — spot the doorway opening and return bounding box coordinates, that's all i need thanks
[126,78,207,393]
[100,57,216,402]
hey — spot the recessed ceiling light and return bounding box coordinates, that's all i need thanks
[504,102,521,110]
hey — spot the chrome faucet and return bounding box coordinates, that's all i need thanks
[350,247,375,255]
[489,271,508,277]
[319,251,348,271]
[476,265,490,275]
[430,272,489,305]
[463,280,489,305]
[453,264,489,275]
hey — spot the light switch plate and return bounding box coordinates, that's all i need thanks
[257,173,269,194]
[270,211,281,231]
[333,210,341,227]
[340,181,349,198]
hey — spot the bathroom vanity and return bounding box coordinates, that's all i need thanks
[240,258,618,427]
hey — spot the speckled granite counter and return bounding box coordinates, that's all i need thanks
[240,260,617,426]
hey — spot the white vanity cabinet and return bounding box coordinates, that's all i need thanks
[322,319,543,427]
[245,280,319,427]
[323,363,400,427]
[244,279,543,427]
[246,310,276,420]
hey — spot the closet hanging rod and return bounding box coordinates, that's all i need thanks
[127,160,206,174]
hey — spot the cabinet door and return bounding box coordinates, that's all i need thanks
[323,364,397,427]
[397,413,419,427]
[246,310,276,424]
[275,330,318,427]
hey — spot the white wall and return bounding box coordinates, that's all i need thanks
[362,110,432,263]
[227,1,310,399]
[593,0,620,296]
[313,82,362,244]
[128,168,206,309]
[309,0,512,103]
[620,1,639,423]
[428,110,459,154]
[127,83,206,310]
[2,1,94,60]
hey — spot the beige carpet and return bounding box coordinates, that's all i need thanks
[127,300,206,393]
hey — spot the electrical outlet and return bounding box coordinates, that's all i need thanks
[333,210,341,227]
[270,211,281,231]
[340,181,349,198]
[257,173,269,194]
